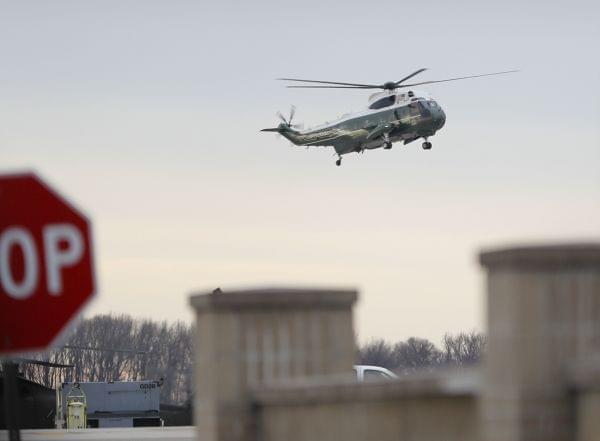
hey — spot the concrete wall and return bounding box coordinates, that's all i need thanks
[255,372,479,441]
[576,391,600,441]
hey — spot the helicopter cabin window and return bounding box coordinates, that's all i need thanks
[395,106,410,119]
[369,95,396,110]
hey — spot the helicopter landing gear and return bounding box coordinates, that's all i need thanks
[422,139,432,150]
[335,155,342,167]
[383,134,392,149]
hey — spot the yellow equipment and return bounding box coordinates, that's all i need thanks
[66,383,87,429]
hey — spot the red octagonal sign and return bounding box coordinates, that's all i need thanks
[0,172,95,354]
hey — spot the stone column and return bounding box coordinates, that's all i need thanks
[479,244,600,441]
[571,358,600,441]
[189,287,357,441]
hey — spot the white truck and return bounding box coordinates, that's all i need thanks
[354,365,398,382]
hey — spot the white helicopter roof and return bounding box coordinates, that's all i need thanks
[367,88,432,105]
[303,88,434,132]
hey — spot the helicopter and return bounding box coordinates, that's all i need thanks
[261,68,517,166]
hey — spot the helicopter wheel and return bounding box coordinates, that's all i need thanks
[384,141,392,150]
[336,158,342,167]
[422,141,432,150]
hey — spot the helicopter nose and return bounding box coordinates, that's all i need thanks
[435,107,446,129]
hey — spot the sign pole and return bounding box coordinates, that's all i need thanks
[2,361,21,441]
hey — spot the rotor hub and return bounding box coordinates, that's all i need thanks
[382,82,397,90]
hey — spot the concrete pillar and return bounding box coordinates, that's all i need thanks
[571,358,600,441]
[576,391,600,441]
[189,287,357,441]
[479,244,600,441]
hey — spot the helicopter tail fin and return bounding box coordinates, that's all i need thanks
[260,127,281,132]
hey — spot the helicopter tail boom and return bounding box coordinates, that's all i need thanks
[260,124,299,134]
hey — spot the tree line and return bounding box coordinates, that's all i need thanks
[357,331,486,373]
[20,314,193,405]
[18,313,484,404]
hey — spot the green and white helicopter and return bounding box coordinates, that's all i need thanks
[262,68,517,166]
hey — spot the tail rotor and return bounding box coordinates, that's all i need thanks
[276,105,298,128]
[261,105,302,133]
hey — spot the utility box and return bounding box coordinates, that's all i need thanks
[67,402,86,429]
[65,384,87,429]
[56,380,162,428]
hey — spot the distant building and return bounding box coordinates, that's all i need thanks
[57,380,163,428]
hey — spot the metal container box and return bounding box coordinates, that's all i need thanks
[56,380,162,428]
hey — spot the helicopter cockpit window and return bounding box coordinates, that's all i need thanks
[369,96,396,110]
[418,102,431,117]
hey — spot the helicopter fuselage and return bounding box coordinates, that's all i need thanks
[277,91,446,155]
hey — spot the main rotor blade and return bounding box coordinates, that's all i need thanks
[395,68,427,85]
[398,70,519,88]
[286,85,379,89]
[15,358,74,368]
[278,78,379,88]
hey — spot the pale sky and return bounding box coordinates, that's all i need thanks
[1,0,599,345]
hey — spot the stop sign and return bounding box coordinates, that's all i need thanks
[0,172,95,354]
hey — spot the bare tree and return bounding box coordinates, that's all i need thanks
[357,339,396,369]
[441,331,486,366]
[393,337,441,373]
[21,314,193,405]
[357,331,486,373]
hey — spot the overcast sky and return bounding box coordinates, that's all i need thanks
[2,0,599,344]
